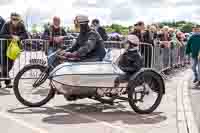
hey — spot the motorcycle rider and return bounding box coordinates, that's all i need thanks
[57,15,106,62]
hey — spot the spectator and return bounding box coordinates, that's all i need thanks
[42,16,67,66]
[91,19,108,41]
[0,13,28,88]
[144,25,157,45]
[168,28,178,68]
[130,21,145,42]
[158,26,172,42]
[131,21,153,68]
[184,33,191,65]
[142,25,157,68]
[176,31,185,67]
[158,26,172,73]
[0,16,5,32]
[186,25,200,84]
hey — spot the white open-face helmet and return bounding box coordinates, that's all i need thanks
[127,35,140,45]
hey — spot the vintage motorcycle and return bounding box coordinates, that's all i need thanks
[13,42,165,114]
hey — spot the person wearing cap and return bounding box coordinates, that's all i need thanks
[57,15,106,62]
[91,19,108,41]
[114,35,144,87]
[186,25,200,85]
[0,12,28,88]
[42,16,67,66]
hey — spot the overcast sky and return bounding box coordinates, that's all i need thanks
[0,0,199,26]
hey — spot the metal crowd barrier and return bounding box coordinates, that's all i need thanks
[0,38,190,80]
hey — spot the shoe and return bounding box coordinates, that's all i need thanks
[195,81,200,86]
[5,79,13,88]
[114,77,120,88]
[5,83,13,88]
[193,79,198,83]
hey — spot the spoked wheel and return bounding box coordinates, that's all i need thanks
[128,69,164,114]
[13,64,55,107]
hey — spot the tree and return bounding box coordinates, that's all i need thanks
[180,23,193,33]
[31,24,38,33]
[43,22,50,30]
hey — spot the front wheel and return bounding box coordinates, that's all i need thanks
[127,69,164,114]
[13,64,55,107]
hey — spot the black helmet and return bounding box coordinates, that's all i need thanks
[92,19,100,24]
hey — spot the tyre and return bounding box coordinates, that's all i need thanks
[127,69,164,114]
[13,64,55,107]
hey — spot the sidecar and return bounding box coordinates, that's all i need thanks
[50,62,124,88]
[13,42,165,114]
[49,61,127,99]
[47,60,165,114]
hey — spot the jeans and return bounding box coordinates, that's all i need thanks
[192,57,200,81]
[47,47,57,67]
[0,57,14,85]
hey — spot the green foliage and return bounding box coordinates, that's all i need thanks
[103,20,198,35]
[158,21,197,31]
[43,22,50,30]
[31,24,38,33]
[105,24,129,35]
[180,23,193,33]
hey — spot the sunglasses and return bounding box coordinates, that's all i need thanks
[11,18,19,21]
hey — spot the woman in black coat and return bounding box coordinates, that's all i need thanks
[0,13,28,88]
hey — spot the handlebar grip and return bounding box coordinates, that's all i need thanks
[60,45,67,49]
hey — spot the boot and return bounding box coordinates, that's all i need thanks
[5,80,13,88]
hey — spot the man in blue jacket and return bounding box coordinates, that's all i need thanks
[186,25,200,84]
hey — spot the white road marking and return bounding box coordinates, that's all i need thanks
[0,111,49,133]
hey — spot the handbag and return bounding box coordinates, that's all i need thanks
[6,39,21,60]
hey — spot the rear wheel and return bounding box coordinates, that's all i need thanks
[13,64,55,107]
[128,69,164,114]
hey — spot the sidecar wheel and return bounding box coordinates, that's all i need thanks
[128,69,164,114]
[14,64,55,107]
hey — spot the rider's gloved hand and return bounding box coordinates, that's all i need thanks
[64,52,80,58]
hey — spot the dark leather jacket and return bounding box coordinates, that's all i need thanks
[67,29,106,61]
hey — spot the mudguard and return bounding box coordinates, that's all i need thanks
[29,59,47,66]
